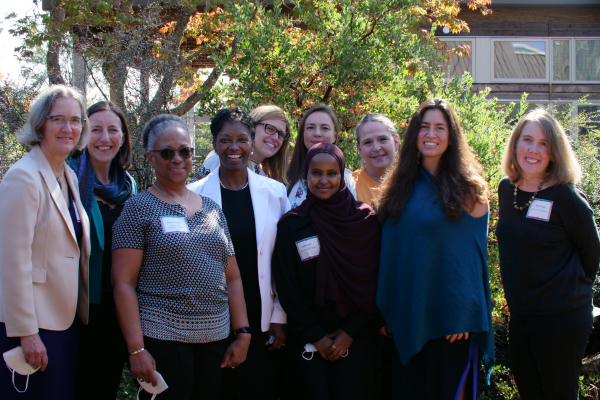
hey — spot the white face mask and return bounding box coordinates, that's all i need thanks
[137,370,168,400]
[3,346,40,393]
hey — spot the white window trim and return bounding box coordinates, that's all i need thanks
[490,38,550,83]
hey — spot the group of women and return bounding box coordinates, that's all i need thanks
[0,83,597,400]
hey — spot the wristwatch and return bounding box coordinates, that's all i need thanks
[233,327,252,335]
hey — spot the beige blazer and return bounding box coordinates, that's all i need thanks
[0,145,90,337]
[188,167,290,332]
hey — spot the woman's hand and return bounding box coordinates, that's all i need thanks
[129,350,157,386]
[221,334,251,368]
[326,329,353,362]
[20,333,48,371]
[266,323,288,351]
[313,335,335,360]
[446,332,470,343]
[379,325,393,338]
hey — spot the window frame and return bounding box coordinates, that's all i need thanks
[437,37,476,81]
[573,38,600,84]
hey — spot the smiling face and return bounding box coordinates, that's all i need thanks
[253,119,287,161]
[87,110,124,167]
[303,111,337,149]
[213,121,252,173]
[515,121,550,181]
[357,121,399,177]
[40,97,83,160]
[416,108,450,168]
[307,152,342,201]
[147,126,192,186]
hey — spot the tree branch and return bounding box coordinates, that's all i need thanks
[47,1,65,85]
[170,37,239,116]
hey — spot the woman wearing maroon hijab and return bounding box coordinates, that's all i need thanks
[273,143,381,400]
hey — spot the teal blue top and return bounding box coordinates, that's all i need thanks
[376,167,494,382]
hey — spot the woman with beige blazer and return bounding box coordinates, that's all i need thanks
[0,85,91,399]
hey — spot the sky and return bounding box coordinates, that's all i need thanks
[0,1,41,81]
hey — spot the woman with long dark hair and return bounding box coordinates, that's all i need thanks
[376,98,494,399]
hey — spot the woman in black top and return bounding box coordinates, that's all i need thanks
[273,143,381,400]
[497,109,600,400]
[187,107,290,400]
[69,101,136,400]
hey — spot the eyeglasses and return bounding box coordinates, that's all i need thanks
[151,147,195,160]
[45,115,84,129]
[256,122,289,141]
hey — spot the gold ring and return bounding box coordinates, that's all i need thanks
[331,344,337,350]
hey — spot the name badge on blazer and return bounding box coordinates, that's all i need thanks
[161,216,189,234]
[296,236,320,261]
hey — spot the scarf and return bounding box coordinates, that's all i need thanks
[280,143,381,317]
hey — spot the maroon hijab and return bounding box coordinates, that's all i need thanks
[280,143,381,317]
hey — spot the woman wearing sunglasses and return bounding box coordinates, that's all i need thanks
[191,105,291,184]
[188,107,290,400]
[112,114,250,400]
[68,101,137,400]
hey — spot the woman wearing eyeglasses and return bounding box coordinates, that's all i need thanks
[112,114,250,400]
[191,105,291,184]
[0,85,91,399]
[188,107,290,400]
[68,101,137,400]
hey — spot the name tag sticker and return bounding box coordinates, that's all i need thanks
[73,201,81,222]
[161,216,189,234]
[296,236,320,261]
[526,199,553,222]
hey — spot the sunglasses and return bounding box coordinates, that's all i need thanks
[256,122,290,141]
[151,147,194,160]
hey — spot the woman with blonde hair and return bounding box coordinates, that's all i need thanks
[497,108,599,400]
[191,105,291,184]
[376,98,494,399]
[0,84,91,399]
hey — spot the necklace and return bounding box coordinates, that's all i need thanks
[56,177,62,189]
[155,184,190,214]
[513,180,544,211]
[220,178,249,190]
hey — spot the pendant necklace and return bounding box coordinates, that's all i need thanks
[155,185,190,216]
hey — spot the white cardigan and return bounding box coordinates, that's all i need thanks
[187,167,290,332]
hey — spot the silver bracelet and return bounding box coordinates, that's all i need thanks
[129,347,146,356]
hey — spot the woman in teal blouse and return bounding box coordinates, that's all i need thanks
[376,98,494,399]
[69,101,136,400]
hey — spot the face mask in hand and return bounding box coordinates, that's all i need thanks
[3,346,40,393]
[137,370,168,400]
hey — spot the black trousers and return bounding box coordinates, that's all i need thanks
[286,328,379,400]
[138,337,228,400]
[0,321,78,400]
[509,301,593,400]
[392,336,477,400]
[218,330,280,400]
[74,299,127,400]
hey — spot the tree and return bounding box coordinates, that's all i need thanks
[6,0,491,188]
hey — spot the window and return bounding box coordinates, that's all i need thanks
[576,40,600,82]
[439,40,473,79]
[553,40,570,82]
[493,40,547,80]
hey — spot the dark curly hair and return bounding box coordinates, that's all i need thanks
[142,114,188,151]
[210,107,256,141]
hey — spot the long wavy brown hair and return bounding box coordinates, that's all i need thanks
[378,98,488,223]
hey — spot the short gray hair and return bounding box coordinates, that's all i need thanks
[142,114,190,152]
[15,85,90,151]
[355,113,397,144]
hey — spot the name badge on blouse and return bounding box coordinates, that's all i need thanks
[526,199,553,222]
[161,216,189,234]
[296,236,320,261]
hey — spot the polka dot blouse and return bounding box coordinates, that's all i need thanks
[112,191,235,343]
